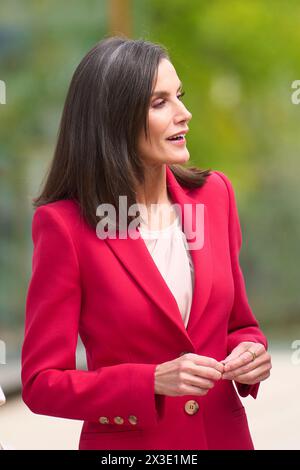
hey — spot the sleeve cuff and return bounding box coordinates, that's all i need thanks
[234,380,260,399]
[129,363,166,427]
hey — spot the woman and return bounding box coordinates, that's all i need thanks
[21,36,272,450]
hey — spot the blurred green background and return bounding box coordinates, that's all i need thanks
[1,0,300,362]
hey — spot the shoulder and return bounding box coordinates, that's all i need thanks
[31,199,85,241]
[204,170,234,193]
[30,200,83,267]
[187,169,235,206]
[33,199,80,224]
[33,199,80,219]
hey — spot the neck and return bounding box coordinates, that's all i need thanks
[135,164,177,229]
[135,164,170,207]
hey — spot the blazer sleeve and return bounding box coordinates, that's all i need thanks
[214,171,268,399]
[21,205,165,425]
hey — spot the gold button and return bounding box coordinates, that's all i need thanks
[184,400,199,415]
[128,415,138,425]
[99,416,109,424]
[114,416,124,424]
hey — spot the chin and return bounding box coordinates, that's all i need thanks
[168,151,190,164]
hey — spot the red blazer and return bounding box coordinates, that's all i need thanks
[21,166,267,450]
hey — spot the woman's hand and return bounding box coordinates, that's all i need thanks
[221,341,272,385]
[154,353,224,397]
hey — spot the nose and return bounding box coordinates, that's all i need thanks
[175,100,192,123]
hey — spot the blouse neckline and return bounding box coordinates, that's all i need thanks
[139,214,180,236]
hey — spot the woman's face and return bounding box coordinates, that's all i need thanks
[137,58,192,166]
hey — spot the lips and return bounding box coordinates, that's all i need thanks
[167,135,185,141]
[166,136,186,146]
[166,129,189,140]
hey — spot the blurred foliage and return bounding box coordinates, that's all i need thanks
[0,0,107,355]
[0,0,300,357]
[137,0,300,333]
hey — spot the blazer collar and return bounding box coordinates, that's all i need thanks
[104,165,212,349]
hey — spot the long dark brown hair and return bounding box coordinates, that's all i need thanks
[33,35,212,230]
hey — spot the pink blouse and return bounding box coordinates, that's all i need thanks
[139,215,194,329]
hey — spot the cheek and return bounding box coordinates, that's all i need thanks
[148,114,169,144]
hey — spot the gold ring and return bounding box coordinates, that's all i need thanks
[248,350,256,362]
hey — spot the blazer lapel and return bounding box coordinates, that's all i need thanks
[165,166,213,339]
[103,165,213,346]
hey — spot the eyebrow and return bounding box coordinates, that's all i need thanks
[151,82,183,97]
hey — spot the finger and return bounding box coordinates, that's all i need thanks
[224,345,265,372]
[178,383,209,396]
[220,343,252,365]
[255,371,271,382]
[181,372,215,390]
[178,357,223,381]
[223,351,254,373]
[231,364,270,384]
[188,364,223,381]
[222,353,269,379]
[192,355,225,373]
